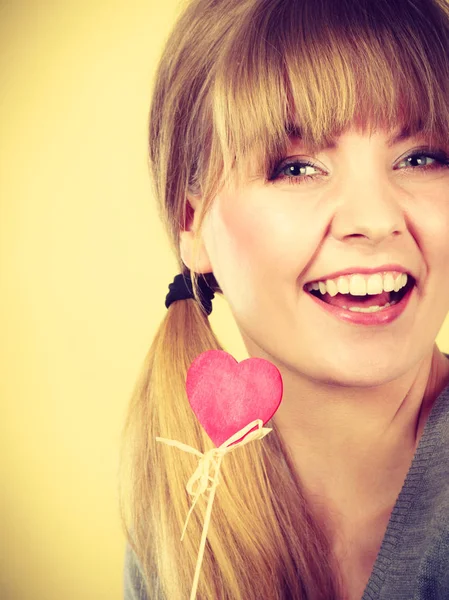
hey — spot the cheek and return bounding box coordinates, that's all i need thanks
[211,191,320,268]
[412,187,449,267]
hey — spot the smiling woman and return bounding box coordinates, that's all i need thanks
[119,0,449,599]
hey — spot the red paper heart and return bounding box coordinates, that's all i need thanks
[186,350,283,447]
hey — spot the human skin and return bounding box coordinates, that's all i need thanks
[180,124,449,531]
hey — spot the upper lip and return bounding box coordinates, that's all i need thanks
[305,264,416,285]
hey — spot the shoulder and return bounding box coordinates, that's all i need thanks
[123,544,149,600]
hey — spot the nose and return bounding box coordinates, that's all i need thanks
[329,173,407,245]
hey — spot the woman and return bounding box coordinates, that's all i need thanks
[120,0,449,597]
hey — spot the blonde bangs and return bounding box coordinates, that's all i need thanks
[211,0,449,189]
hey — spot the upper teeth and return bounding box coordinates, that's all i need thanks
[305,272,409,297]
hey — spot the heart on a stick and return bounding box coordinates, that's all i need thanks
[186,350,283,447]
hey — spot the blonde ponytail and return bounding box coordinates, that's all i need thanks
[119,292,341,598]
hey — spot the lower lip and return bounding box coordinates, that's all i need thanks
[305,284,415,326]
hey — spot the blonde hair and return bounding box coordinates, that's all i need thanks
[119,0,449,598]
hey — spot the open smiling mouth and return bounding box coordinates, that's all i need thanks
[304,275,416,313]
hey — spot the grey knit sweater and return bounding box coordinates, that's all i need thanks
[124,373,449,599]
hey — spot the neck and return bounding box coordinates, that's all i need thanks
[271,344,449,522]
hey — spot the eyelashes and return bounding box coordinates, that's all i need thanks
[269,159,319,185]
[267,148,449,186]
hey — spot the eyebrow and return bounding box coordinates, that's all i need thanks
[286,125,413,150]
[386,127,413,147]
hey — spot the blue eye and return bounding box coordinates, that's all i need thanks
[269,160,322,186]
[268,148,449,186]
[396,151,449,170]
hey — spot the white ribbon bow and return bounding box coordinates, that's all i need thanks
[156,419,272,600]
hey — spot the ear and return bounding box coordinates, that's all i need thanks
[179,195,214,274]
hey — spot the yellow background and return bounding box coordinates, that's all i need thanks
[1,1,448,599]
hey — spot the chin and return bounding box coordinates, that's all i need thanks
[308,349,408,388]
